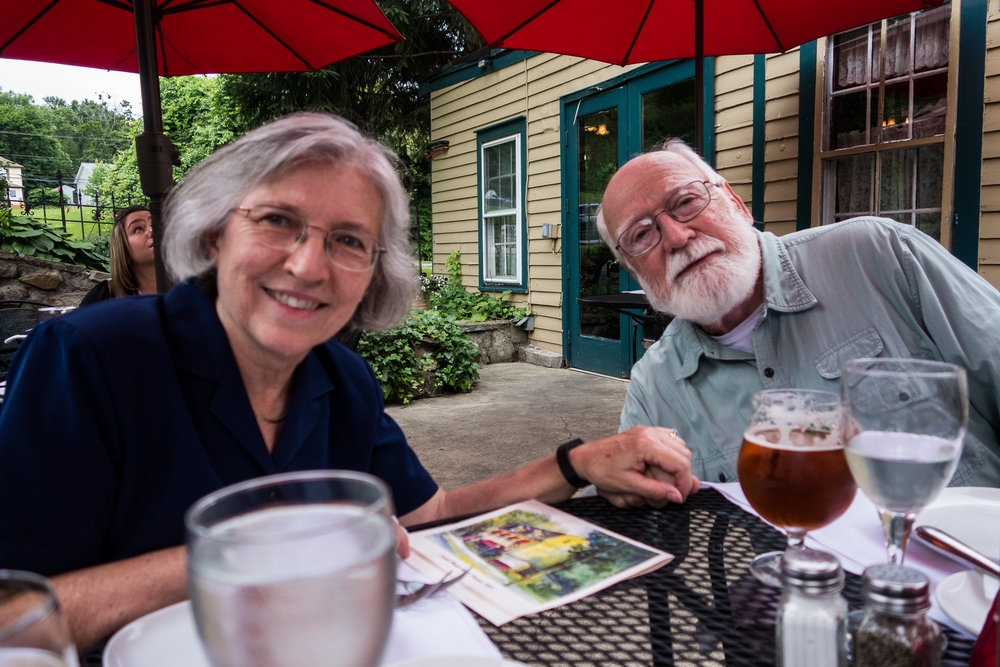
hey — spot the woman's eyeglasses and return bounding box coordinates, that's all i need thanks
[615,180,717,258]
[234,205,383,272]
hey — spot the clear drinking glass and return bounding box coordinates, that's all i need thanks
[842,358,967,565]
[738,390,857,586]
[186,471,397,667]
[0,570,79,667]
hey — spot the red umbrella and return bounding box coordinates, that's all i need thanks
[0,0,403,290]
[447,0,941,152]
[2,0,401,76]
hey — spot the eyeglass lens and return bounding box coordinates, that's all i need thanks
[240,205,378,271]
[617,181,712,257]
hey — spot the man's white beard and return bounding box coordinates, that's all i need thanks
[640,225,761,326]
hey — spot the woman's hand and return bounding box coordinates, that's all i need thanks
[393,517,410,559]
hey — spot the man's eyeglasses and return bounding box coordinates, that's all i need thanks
[615,180,717,258]
[234,205,383,272]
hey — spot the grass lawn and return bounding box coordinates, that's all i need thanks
[10,206,113,241]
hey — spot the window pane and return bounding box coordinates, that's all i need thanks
[483,140,517,213]
[916,144,944,209]
[912,72,947,138]
[831,91,870,149]
[916,211,941,241]
[488,215,517,278]
[577,108,620,341]
[882,16,911,80]
[833,26,871,92]
[879,147,915,213]
[835,153,875,216]
[641,79,697,150]
[914,6,949,74]
[881,81,911,142]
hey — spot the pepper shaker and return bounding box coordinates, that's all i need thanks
[854,564,943,667]
[776,548,848,667]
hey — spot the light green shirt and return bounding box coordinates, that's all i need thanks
[621,217,1000,487]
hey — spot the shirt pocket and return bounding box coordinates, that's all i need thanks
[814,326,884,380]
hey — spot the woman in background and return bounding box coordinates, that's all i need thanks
[80,205,156,305]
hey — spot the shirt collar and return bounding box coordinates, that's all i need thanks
[667,230,817,380]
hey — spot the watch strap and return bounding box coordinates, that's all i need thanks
[556,438,588,488]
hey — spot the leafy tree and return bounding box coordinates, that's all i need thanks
[0,90,73,180]
[45,95,134,168]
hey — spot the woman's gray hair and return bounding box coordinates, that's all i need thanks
[162,112,416,332]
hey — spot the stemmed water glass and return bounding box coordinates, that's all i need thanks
[738,389,858,586]
[841,358,967,565]
[186,470,397,667]
[0,570,79,667]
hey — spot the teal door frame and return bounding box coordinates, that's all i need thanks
[562,60,709,377]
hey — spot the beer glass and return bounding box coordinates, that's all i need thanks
[186,471,397,667]
[842,359,967,564]
[737,389,856,586]
[0,570,79,667]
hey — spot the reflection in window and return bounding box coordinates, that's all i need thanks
[821,3,949,243]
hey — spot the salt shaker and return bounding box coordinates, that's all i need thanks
[776,548,848,667]
[854,564,943,667]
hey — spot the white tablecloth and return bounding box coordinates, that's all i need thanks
[702,482,979,637]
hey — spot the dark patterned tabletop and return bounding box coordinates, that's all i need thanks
[473,489,975,667]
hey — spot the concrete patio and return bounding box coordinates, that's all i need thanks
[386,362,629,491]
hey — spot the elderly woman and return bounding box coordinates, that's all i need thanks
[0,113,696,648]
[80,204,157,305]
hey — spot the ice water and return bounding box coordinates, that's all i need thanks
[0,649,70,667]
[845,431,961,513]
[189,504,395,667]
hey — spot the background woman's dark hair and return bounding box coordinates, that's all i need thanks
[108,205,150,298]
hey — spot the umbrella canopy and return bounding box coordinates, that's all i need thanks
[448,0,940,66]
[2,0,402,76]
[0,0,404,291]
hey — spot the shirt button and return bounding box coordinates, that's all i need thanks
[764,368,775,378]
[718,473,727,482]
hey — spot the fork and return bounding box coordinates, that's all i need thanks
[396,568,470,608]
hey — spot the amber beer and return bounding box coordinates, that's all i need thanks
[737,427,856,532]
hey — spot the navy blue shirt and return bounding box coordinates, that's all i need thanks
[0,281,438,576]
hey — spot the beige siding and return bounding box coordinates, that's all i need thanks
[430,55,640,354]
[715,56,755,205]
[982,1,1000,287]
[762,50,800,235]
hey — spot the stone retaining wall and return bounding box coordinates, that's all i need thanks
[0,251,107,306]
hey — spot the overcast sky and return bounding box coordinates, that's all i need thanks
[0,59,144,115]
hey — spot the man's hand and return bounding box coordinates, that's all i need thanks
[570,426,700,508]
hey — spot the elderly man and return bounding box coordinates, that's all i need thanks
[596,139,1000,487]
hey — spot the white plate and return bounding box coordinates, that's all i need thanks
[103,602,209,667]
[916,487,1000,562]
[935,570,995,635]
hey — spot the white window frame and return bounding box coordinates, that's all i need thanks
[480,133,523,285]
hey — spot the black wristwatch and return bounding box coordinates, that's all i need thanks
[556,438,589,488]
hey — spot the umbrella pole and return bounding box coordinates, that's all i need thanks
[695,0,704,156]
[133,0,177,293]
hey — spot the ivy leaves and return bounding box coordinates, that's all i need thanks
[357,310,481,405]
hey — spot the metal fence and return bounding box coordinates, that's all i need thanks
[4,171,148,240]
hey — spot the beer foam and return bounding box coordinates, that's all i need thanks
[744,426,844,451]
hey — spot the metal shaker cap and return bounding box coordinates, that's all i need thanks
[781,548,844,594]
[861,564,931,614]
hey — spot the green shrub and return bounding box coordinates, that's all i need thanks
[423,251,532,322]
[0,206,108,270]
[357,309,481,404]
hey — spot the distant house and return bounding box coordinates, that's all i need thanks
[0,157,24,210]
[74,163,98,206]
